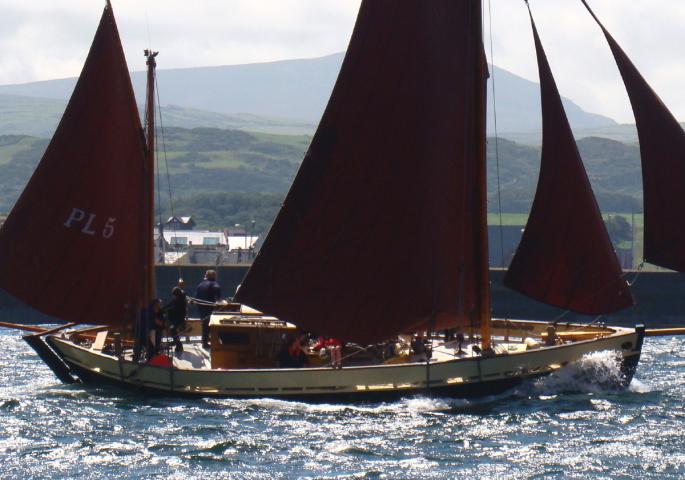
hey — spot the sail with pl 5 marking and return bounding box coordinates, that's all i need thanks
[503,7,633,314]
[236,0,490,344]
[582,0,685,272]
[0,3,149,327]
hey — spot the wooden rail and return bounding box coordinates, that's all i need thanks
[0,321,49,333]
[645,328,685,337]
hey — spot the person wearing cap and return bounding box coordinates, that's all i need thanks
[194,270,221,349]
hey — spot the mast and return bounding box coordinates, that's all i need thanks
[144,49,158,305]
[475,0,491,351]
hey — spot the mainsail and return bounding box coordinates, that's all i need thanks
[582,0,685,272]
[0,3,149,327]
[236,0,489,344]
[503,9,633,314]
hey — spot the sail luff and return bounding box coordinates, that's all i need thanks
[581,0,685,272]
[502,6,633,314]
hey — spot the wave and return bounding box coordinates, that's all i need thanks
[530,350,627,395]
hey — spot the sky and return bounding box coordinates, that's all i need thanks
[0,0,684,123]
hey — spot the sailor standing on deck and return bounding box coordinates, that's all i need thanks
[163,284,187,354]
[194,270,221,350]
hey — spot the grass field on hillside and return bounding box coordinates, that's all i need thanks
[0,136,39,166]
[487,212,644,227]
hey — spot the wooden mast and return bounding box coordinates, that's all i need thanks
[475,0,492,351]
[144,49,158,305]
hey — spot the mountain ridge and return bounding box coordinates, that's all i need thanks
[0,52,616,136]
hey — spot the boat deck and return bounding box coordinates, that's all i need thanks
[114,337,531,371]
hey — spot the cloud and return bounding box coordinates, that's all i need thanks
[125,1,362,68]
[0,0,684,122]
[0,0,361,83]
[485,0,685,123]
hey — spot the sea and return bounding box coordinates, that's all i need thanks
[0,328,684,480]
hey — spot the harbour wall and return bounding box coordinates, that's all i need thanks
[1,266,683,327]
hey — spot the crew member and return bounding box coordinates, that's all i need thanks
[163,286,187,354]
[545,325,559,346]
[278,336,308,368]
[194,270,221,349]
[149,298,165,358]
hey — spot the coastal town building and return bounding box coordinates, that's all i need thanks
[155,216,258,265]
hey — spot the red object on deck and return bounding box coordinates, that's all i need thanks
[148,354,172,367]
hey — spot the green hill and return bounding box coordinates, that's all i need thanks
[487,136,642,215]
[0,94,315,138]
[0,128,644,234]
[0,95,66,138]
[0,128,308,217]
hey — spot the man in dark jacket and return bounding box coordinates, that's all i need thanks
[163,285,187,354]
[147,298,165,358]
[194,270,221,349]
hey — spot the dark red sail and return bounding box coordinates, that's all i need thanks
[582,1,685,272]
[503,11,632,314]
[236,0,489,344]
[0,3,149,327]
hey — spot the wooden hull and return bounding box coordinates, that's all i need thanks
[42,322,645,401]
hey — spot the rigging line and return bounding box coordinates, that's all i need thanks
[155,148,163,261]
[565,315,604,333]
[154,99,163,255]
[186,296,219,306]
[151,65,165,266]
[488,0,506,270]
[154,73,182,279]
[626,261,645,287]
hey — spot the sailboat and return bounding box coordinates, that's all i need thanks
[3,0,682,400]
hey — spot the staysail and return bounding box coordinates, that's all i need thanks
[236,0,489,344]
[582,0,685,272]
[0,3,149,327]
[503,8,633,314]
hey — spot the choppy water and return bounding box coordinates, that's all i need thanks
[1,329,684,479]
